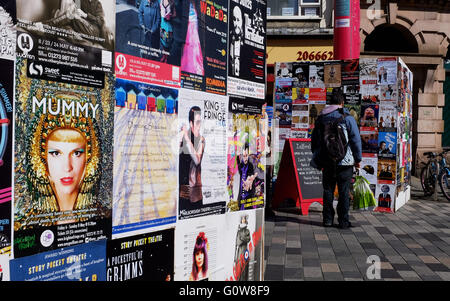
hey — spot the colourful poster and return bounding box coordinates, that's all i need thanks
[378,131,397,159]
[223,209,263,281]
[13,57,113,258]
[106,229,174,281]
[10,240,107,281]
[178,89,228,219]
[374,183,395,213]
[227,96,266,211]
[174,214,225,281]
[112,78,178,235]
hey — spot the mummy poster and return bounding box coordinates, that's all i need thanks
[14,57,114,258]
[180,0,228,95]
[227,0,266,99]
[178,89,228,220]
[10,239,107,281]
[0,58,13,255]
[112,79,178,235]
[16,0,115,72]
[227,96,266,211]
[174,215,225,281]
[223,209,263,281]
[107,229,174,281]
[0,0,16,61]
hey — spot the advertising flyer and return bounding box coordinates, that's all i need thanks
[291,103,309,129]
[360,104,379,128]
[378,104,397,131]
[275,101,291,126]
[112,78,178,235]
[174,214,225,281]
[180,0,228,95]
[16,0,115,72]
[0,254,9,281]
[0,0,16,61]
[360,58,379,104]
[223,209,263,281]
[374,183,395,213]
[292,62,309,88]
[274,78,292,101]
[341,59,359,86]
[343,84,360,105]
[0,58,13,255]
[228,0,266,99]
[106,229,174,281]
[379,84,397,104]
[360,154,378,184]
[227,96,266,211]
[377,57,397,85]
[324,62,341,88]
[308,103,325,129]
[344,103,360,126]
[10,239,107,281]
[292,87,309,103]
[13,57,113,258]
[361,127,378,154]
[378,131,397,159]
[178,89,228,220]
[275,62,292,78]
[308,63,325,88]
[377,159,396,182]
[114,0,181,88]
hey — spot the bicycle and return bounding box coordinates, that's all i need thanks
[420,149,450,201]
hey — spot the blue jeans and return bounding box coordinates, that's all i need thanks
[322,165,353,226]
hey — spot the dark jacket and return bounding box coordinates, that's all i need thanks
[311,106,362,168]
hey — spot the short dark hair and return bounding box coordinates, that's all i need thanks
[189,106,201,123]
[329,88,345,105]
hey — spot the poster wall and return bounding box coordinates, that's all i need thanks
[13,57,114,258]
[178,89,228,219]
[106,228,174,281]
[10,239,107,281]
[112,78,178,235]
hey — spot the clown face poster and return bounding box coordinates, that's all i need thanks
[178,89,228,220]
[13,57,114,258]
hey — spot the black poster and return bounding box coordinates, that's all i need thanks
[228,0,266,99]
[180,0,228,95]
[291,140,322,201]
[0,58,13,253]
[106,229,174,281]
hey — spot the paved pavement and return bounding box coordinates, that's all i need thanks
[263,177,450,281]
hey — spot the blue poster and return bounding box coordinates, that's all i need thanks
[378,131,397,159]
[10,240,107,281]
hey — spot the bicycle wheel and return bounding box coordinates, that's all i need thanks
[420,162,435,196]
[438,169,450,201]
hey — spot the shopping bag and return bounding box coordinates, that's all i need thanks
[352,175,377,210]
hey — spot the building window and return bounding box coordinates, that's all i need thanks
[267,0,321,18]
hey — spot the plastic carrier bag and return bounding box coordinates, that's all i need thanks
[352,174,377,210]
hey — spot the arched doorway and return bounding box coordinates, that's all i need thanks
[364,24,419,54]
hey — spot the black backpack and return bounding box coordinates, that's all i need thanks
[316,111,349,167]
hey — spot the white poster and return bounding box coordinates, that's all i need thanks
[174,215,225,281]
[0,254,9,281]
[360,155,378,184]
[223,209,264,281]
[377,58,397,85]
[178,89,228,219]
[374,184,395,213]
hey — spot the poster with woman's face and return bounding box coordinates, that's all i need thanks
[13,57,114,258]
[174,214,225,281]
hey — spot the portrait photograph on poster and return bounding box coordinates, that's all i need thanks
[361,128,379,154]
[378,131,397,159]
[324,62,341,88]
[292,62,309,88]
[360,104,379,128]
[308,63,325,88]
[13,57,114,257]
[178,89,228,220]
[227,97,266,212]
[112,78,178,235]
[374,183,395,213]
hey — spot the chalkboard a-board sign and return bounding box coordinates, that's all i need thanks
[273,138,323,214]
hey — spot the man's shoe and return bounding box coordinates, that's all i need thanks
[337,221,353,229]
[323,221,333,228]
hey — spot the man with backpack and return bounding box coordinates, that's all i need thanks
[311,89,362,229]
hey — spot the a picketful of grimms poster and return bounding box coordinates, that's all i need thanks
[15,0,115,72]
[13,57,114,258]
